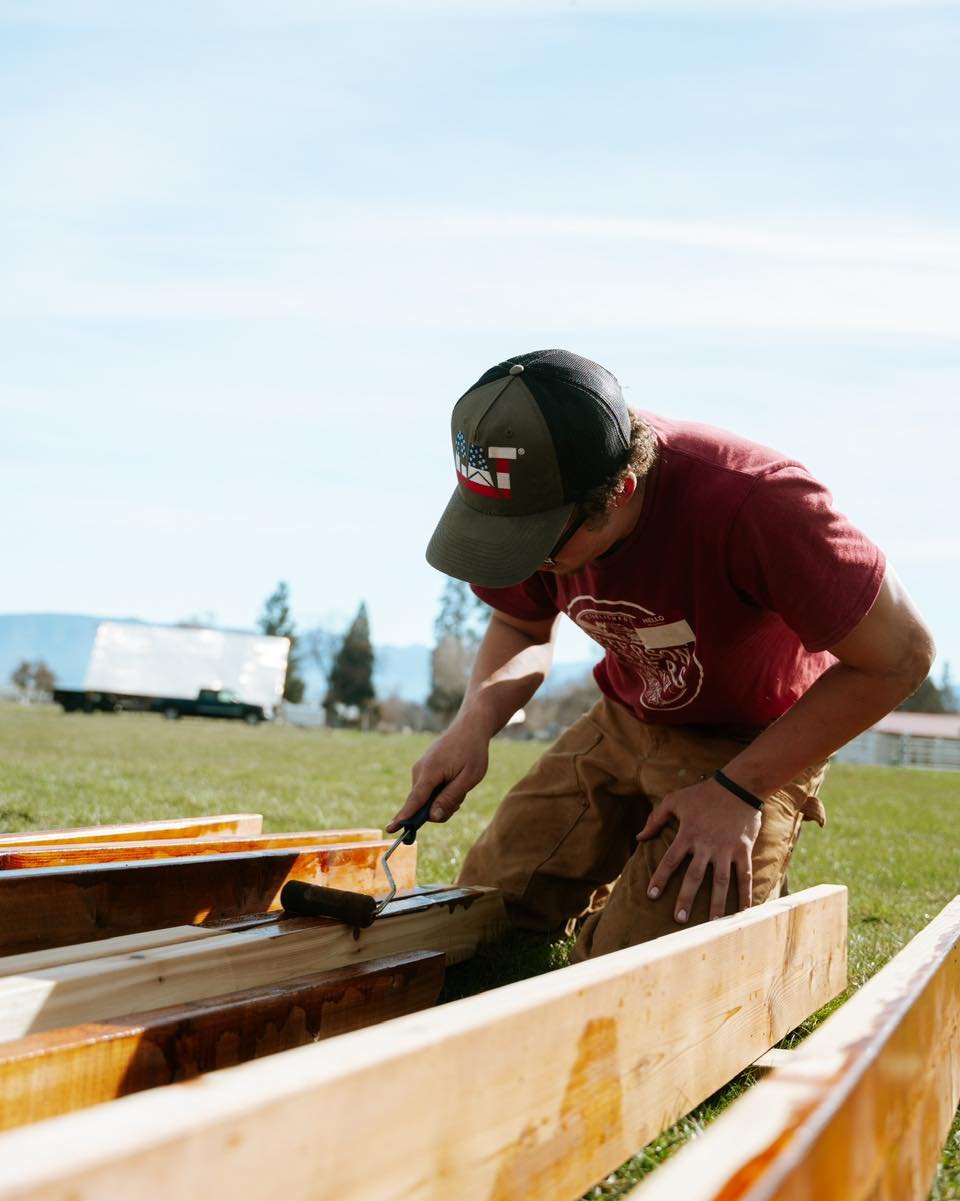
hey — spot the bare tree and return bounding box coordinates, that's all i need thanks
[427,579,490,723]
[301,627,340,687]
[10,660,56,700]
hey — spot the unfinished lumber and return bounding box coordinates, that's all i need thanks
[626,894,960,1201]
[0,951,444,1132]
[0,885,505,1040]
[0,814,262,848]
[0,840,417,955]
[0,908,332,976]
[0,829,382,869]
[0,926,226,977]
[0,886,844,1201]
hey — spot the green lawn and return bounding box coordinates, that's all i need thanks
[1,703,958,1197]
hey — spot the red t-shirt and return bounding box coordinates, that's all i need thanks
[472,413,886,732]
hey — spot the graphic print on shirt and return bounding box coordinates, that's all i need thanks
[566,595,704,710]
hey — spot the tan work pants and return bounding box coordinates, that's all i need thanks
[457,696,827,962]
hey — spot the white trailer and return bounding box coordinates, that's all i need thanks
[53,622,290,718]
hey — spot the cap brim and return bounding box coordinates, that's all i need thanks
[426,489,575,588]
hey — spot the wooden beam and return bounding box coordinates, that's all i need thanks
[626,894,960,1201]
[0,840,417,955]
[0,815,263,848]
[0,887,463,975]
[0,951,444,1132]
[0,886,844,1201]
[0,885,506,1041]
[0,907,345,976]
[749,1047,796,1073]
[0,830,383,869]
[0,926,227,977]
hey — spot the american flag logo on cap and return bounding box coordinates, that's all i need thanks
[455,431,517,498]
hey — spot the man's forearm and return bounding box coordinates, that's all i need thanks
[723,657,929,800]
[723,571,935,799]
[458,617,557,739]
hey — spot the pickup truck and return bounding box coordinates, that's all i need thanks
[54,687,267,725]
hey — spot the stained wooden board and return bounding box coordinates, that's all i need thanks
[0,840,417,956]
[0,951,444,1132]
[0,814,263,848]
[0,886,843,1201]
[627,894,960,1201]
[0,830,382,869]
[0,885,505,1041]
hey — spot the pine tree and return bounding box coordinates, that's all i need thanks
[940,662,957,713]
[898,675,948,714]
[326,602,376,722]
[258,581,306,703]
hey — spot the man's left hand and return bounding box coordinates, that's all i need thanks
[637,778,763,922]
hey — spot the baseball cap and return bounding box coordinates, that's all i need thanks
[426,349,631,588]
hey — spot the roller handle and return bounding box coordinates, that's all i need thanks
[398,782,446,845]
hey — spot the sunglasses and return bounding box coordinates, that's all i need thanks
[543,507,589,566]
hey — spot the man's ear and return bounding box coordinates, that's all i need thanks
[614,473,637,508]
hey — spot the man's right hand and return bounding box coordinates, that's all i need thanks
[385,720,490,832]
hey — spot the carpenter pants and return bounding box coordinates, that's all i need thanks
[457,696,827,962]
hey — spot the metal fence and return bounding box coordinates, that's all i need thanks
[836,730,960,771]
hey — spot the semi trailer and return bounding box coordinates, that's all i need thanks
[52,621,289,722]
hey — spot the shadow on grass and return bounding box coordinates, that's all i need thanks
[437,928,575,1006]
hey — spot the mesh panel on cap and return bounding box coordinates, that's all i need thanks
[464,349,630,502]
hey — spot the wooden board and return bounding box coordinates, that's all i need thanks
[0,951,444,1132]
[0,814,263,848]
[0,909,334,976]
[0,885,505,1041]
[0,830,382,869]
[0,926,227,977]
[627,894,960,1201]
[0,886,844,1201]
[0,840,417,955]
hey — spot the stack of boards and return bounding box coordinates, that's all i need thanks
[0,811,508,1133]
[0,815,955,1200]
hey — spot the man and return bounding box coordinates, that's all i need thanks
[388,349,935,960]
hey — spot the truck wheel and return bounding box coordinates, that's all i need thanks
[243,711,261,726]
[163,706,181,721]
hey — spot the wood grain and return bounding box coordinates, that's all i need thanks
[627,894,960,1201]
[0,886,843,1201]
[0,951,444,1131]
[0,840,417,955]
[0,815,263,848]
[0,926,226,977]
[0,885,505,1041]
[0,830,382,869]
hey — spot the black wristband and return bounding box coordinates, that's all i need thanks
[712,769,765,812]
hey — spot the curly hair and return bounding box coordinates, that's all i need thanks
[580,411,657,529]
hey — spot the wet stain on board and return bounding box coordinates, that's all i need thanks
[488,1017,624,1201]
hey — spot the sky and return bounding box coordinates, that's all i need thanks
[1,0,957,673]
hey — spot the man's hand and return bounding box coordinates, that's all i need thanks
[637,777,762,922]
[385,720,490,833]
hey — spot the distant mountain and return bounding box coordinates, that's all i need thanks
[0,614,598,705]
[305,642,597,704]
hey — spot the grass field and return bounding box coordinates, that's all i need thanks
[1,703,958,1197]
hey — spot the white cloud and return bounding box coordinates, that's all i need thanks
[346,210,960,268]
[5,205,959,340]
